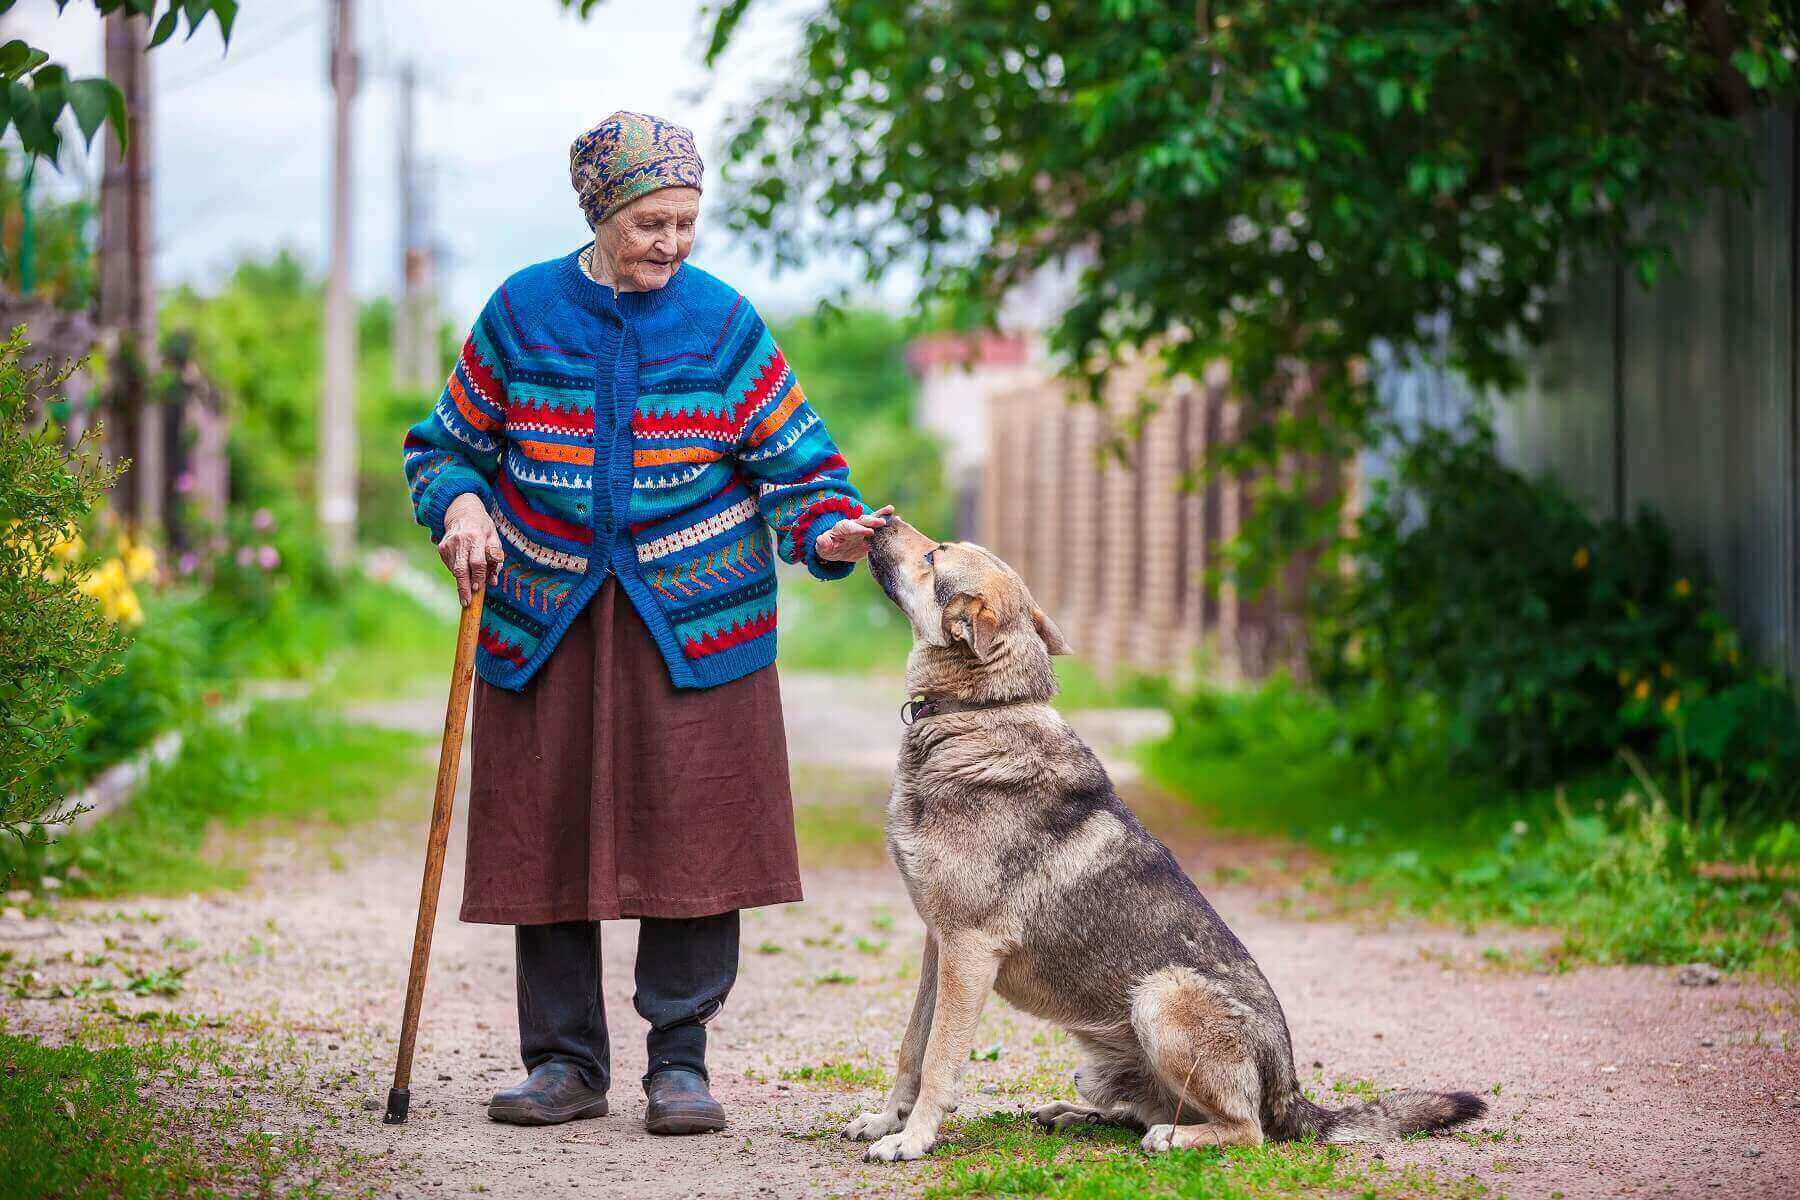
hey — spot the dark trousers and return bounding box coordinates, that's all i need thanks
[515,913,739,1093]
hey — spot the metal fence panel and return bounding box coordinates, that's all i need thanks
[1378,109,1798,679]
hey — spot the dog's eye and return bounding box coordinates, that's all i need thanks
[924,549,937,565]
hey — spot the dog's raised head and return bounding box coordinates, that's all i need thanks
[868,518,1071,703]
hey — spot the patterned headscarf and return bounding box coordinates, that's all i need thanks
[569,111,704,229]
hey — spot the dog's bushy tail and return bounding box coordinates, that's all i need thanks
[1274,1088,1487,1144]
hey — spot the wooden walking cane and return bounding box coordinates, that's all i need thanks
[384,578,485,1125]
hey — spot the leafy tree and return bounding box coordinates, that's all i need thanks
[0,1,237,161]
[0,328,127,842]
[162,252,443,547]
[0,148,96,307]
[773,307,955,536]
[566,0,1800,567]
[162,251,321,507]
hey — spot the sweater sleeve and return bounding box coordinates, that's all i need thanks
[402,295,509,542]
[724,309,866,581]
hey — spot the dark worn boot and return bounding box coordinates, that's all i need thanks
[488,1061,609,1126]
[643,1067,726,1135]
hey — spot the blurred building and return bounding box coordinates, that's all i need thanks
[904,330,1032,537]
[906,276,1332,684]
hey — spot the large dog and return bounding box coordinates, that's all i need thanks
[847,518,1486,1163]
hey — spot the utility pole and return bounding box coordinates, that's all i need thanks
[320,0,359,566]
[395,62,440,392]
[99,11,160,527]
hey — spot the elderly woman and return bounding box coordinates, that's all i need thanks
[401,112,889,1136]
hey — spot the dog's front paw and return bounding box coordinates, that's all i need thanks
[842,1110,906,1142]
[864,1128,935,1162]
[1141,1123,1176,1154]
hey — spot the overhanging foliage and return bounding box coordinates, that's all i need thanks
[0,0,236,161]
[566,0,1800,569]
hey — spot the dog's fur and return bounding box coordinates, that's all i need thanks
[845,519,1486,1162]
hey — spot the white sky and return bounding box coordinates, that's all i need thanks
[8,0,905,328]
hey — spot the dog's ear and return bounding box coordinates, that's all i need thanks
[941,593,1002,661]
[1031,605,1072,656]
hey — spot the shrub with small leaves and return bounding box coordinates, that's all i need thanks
[1316,418,1800,813]
[0,328,128,842]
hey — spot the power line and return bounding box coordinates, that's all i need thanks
[160,8,320,93]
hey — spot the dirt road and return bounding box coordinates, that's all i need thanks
[3,672,1796,1198]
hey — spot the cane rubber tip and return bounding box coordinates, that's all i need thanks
[383,1086,410,1124]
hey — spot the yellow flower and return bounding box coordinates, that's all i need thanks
[1662,691,1681,715]
[1616,669,1631,688]
[1673,578,1691,598]
[50,532,85,563]
[79,558,127,601]
[1572,547,1590,570]
[123,541,156,583]
[104,585,144,625]
[1633,678,1651,701]
[1658,662,1674,679]
[1728,648,1741,667]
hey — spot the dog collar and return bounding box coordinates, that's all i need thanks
[900,695,1034,726]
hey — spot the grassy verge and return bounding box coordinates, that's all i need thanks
[0,1030,381,1199]
[1146,680,1800,975]
[777,568,915,675]
[7,701,432,898]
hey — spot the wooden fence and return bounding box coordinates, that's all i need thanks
[980,356,1335,684]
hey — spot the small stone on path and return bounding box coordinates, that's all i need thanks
[1676,963,1721,987]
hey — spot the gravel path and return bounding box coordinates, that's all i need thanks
[4,672,1796,1199]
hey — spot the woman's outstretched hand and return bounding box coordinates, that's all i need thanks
[440,492,505,606]
[815,504,895,563]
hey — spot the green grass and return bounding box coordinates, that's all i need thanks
[0,1031,379,1199]
[1146,680,1800,975]
[8,701,432,898]
[1052,657,1173,712]
[778,570,915,675]
[779,1060,890,1091]
[315,581,457,704]
[920,1113,1488,1200]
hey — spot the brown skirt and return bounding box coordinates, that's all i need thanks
[460,578,802,924]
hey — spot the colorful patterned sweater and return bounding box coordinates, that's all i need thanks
[403,249,864,691]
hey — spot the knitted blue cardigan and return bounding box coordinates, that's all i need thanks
[403,249,864,691]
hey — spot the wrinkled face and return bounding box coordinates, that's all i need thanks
[868,518,1070,663]
[594,186,699,291]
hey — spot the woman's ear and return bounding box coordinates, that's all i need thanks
[1031,605,1072,655]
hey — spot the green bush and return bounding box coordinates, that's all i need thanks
[773,306,956,537]
[55,595,203,791]
[0,330,128,840]
[1315,420,1800,813]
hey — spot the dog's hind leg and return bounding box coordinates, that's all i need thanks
[1031,1101,1148,1133]
[845,933,938,1142]
[1032,1041,1153,1133]
[1130,967,1265,1153]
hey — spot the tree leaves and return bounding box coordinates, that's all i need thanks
[586,0,1800,589]
[1,0,234,161]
